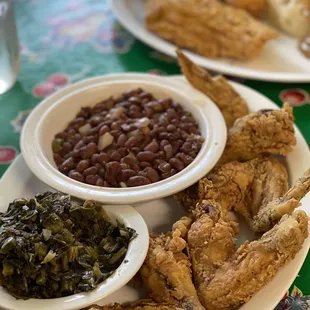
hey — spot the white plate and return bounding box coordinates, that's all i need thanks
[110,0,310,83]
[21,75,226,204]
[7,75,310,310]
[0,157,149,310]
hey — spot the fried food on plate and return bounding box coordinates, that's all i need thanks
[224,0,266,17]
[98,300,192,309]
[145,0,278,61]
[253,167,310,232]
[187,200,238,301]
[177,50,249,127]
[220,103,296,164]
[203,210,309,310]
[176,156,289,224]
[139,218,204,309]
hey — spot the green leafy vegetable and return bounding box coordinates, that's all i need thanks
[0,192,136,299]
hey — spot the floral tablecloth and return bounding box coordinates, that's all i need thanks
[0,0,309,308]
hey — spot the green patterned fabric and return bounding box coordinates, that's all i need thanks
[0,0,309,307]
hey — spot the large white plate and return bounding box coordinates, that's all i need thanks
[2,75,310,310]
[110,0,310,83]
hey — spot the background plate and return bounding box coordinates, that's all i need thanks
[110,0,310,83]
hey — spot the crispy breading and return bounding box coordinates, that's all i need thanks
[219,103,296,164]
[203,210,309,310]
[187,200,238,301]
[252,167,310,232]
[175,156,290,232]
[177,50,249,127]
[139,218,204,309]
[146,0,278,60]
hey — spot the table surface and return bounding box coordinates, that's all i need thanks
[0,0,309,308]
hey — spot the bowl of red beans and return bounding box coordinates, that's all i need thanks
[21,74,226,203]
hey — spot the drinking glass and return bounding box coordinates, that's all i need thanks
[0,0,20,94]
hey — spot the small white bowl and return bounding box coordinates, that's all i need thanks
[21,74,226,204]
[0,203,149,310]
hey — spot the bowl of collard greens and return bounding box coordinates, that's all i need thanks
[0,192,149,310]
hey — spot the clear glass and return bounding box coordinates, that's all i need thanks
[0,0,20,94]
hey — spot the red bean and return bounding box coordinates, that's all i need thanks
[98,168,106,177]
[59,157,75,173]
[140,161,151,169]
[111,151,121,162]
[118,147,127,157]
[121,154,138,166]
[68,170,84,182]
[118,169,136,182]
[145,167,160,183]
[76,159,90,172]
[83,166,98,176]
[99,125,109,136]
[136,151,156,162]
[169,158,185,171]
[160,140,169,149]
[111,121,122,130]
[91,153,99,165]
[159,132,169,140]
[131,147,141,155]
[96,178,105,186]
[127,176,151,187]
[85,174,98,185]
[125,136,138,148]
[158,162,171,173]
[167,124,176,132]
[105,161,121,185]
[117,134,127,146]
[74,140,85,150]
[164,144,173,160]
[98,153,110,165]
[81,142,97,159]
[62,142,73,153]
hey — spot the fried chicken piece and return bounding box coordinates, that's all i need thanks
[203,210,309,310]
[98,300,192,310]
[139,218,204,309]
[219,103,296,164]
[252,167,310,232]
[187,200,238,301]
[176,157,289,230]
[146,0,278,60]
[224,0,266,17]
[177,50,248,127]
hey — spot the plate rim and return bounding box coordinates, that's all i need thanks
[110,0,310,83]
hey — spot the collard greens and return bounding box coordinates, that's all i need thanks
[0,192,136,299]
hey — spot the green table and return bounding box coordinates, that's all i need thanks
[0,1,309,308]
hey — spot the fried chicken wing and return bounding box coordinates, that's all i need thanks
[139,218,204,309]
[175,156,289,232]
[146,0,278,60]
[187,200,238,302]
[220,103,296,164]
[252,168,310,232]
[177,50,248,127]
[203,210,309,310]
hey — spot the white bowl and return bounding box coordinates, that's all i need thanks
[0,201,149,310]
[21,74,226,204]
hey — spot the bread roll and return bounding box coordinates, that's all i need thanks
[266,0,310,39]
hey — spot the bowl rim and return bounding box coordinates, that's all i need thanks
[21,74,227,203]
[0,203,149,310]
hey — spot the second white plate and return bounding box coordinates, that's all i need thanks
[110,0,310,83]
